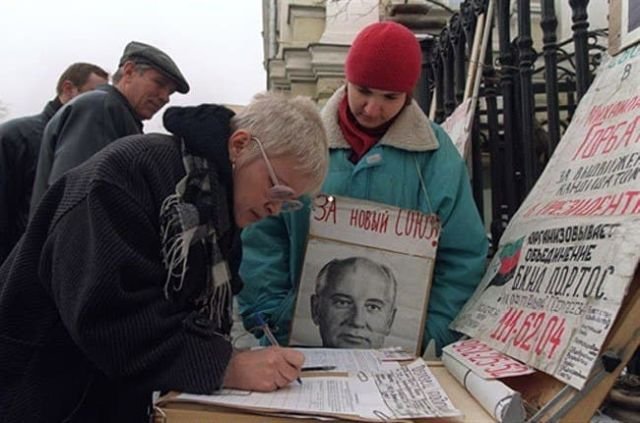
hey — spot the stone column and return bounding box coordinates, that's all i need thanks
[310,0,380,104]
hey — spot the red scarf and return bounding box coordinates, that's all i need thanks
[337,95,392,163]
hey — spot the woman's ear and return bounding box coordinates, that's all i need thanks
[228,129,251,163]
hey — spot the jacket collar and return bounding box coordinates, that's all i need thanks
[322,86,439,152]
[99,84,143,130]
[42,97,63,121]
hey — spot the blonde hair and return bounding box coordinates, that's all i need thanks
[231,92,329,194]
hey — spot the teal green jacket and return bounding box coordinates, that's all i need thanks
[238,87,488,354]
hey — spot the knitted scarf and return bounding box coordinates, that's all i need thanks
[337,95,394,163]
[159,105,237,330]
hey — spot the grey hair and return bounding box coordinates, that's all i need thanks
[315,256,398,304]
[111,62,153,85]
[230,91,329,194]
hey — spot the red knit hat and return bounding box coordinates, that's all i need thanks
[345,21,422,93]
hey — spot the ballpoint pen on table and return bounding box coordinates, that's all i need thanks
[301,365,337,372]
[255,313,303,385]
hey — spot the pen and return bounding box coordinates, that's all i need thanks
[256,313,302,386]
[301,365,337,372]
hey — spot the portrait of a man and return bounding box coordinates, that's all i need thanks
[310,256,398,349]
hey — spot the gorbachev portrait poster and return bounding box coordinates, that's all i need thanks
[451,52,640,390]
[289,195,440,355]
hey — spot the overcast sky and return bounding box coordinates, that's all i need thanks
[0,0,265,131]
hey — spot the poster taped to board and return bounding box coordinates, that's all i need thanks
[289,195,439,355]
[452,54,640,390]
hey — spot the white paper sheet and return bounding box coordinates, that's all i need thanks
[296,348,402,373]
[441,97,474,157]
[169,358,461,422]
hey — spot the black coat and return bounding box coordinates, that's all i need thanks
[0,134,241,422]
[0,98,61,263]
[31,84,142,210]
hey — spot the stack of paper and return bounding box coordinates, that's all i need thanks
[159,350,461,422]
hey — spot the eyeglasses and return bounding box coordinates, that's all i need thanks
[251,137,303,212]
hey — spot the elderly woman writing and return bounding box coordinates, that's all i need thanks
[0,93,328,421]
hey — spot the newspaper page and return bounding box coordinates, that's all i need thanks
[168,358,460,422]
[451,53,640,390]
[443,351,526,422]
[443,338,535,379]
[441,97,474,158]
[289,195,439,355]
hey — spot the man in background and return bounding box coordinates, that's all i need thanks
[311,256,398,348]
[0,62,108,263]
[31,41,189,209]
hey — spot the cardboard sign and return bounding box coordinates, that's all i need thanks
[289,195,439,355]
[451,53,640,389]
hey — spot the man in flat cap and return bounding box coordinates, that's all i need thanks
[31,41,188,209]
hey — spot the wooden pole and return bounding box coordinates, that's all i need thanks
[429,87,437,121]
[466,0,495,132]
[464,12,486,100]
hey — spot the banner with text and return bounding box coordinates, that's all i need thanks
[451,53,640,389]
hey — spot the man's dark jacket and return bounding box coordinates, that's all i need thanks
[31,84,142,211]
[0,134,241,422]
[0,98,62,263]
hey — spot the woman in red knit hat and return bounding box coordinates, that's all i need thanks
[239,21,488,357]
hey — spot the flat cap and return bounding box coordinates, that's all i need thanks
[119,41,189,94]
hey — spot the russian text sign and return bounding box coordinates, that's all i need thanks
[452,54,640,389]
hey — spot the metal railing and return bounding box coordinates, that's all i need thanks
[416,0,606,252]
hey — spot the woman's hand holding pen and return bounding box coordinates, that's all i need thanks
[222,347,305,392]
